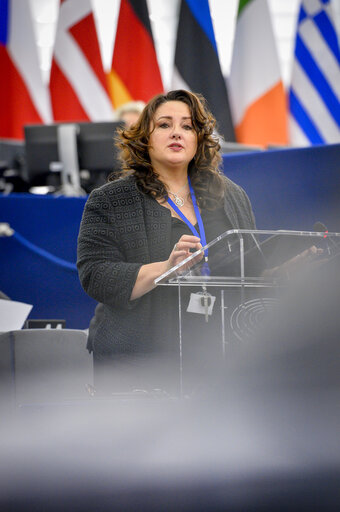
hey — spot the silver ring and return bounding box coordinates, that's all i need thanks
[174,243,178,251]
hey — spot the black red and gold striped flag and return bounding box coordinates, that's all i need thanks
[107,0,164,109]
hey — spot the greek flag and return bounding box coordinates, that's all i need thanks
[289,0,340,145]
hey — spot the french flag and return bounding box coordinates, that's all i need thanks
[0,0,52,139]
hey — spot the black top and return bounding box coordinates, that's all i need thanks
[77,174,257,360]
[150,207,239,385]
[170,206,232,250]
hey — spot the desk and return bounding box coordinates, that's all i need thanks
[1,144,339,328]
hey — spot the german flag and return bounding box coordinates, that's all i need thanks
[107,0,164,109]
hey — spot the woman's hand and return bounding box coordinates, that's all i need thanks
[130,235,203,301]
[166,234,203,271]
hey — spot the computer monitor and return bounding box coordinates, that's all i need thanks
[77,121,123,173]
[24,124,59,186]
[24,121,123,191]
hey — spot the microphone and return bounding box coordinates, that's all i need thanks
[313,221,337,255]
[313,221,328,235]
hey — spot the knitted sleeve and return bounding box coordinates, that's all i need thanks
[77,186,143,309]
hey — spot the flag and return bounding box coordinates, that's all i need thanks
[172,0,235,142]
[289,0,340,146]
[107,0,163,109]
[228,0,288,147]
[0,0,52,139]
[50,0,113,122]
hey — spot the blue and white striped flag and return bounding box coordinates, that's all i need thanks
[289,0,340,146]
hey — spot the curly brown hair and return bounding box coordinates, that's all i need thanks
[110,90,226,209]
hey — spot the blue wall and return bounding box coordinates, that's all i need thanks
[0,194,94,329]
[1,144,339,328]
[223,143,340,232]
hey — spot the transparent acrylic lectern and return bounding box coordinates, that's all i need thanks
[155,229,340,396]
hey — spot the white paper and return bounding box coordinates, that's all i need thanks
[186,293,216,316]
[0,299,33,332]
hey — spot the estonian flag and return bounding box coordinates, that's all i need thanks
[172,0,235,142]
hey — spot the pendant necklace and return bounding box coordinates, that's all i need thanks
[168,182,188,207]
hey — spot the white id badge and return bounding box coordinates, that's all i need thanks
[186,292,216,316]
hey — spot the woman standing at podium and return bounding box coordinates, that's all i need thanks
[77,89,256,392]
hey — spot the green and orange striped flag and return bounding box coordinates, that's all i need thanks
[107,0,164,109]
[228,0,288,147]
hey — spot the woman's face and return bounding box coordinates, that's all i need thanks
[148,101,198,172]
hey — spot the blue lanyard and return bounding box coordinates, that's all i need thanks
[167,176,210,275]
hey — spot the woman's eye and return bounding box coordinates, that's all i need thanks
[159,122,169,128]
[183,124,193,130]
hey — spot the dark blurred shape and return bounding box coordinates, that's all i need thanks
[313,221,328,233]
[0,139,28,193]
[24,319,66,329]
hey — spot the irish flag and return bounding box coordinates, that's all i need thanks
[228,0,288,147]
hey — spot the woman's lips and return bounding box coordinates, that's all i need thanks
[168,143,183,150]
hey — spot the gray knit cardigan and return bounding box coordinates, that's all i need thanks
[77,174,256,357]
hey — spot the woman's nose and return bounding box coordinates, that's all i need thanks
[171,127,181,138]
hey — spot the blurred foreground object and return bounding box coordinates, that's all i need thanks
[1,240,339,510]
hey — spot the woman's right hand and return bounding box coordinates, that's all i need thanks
[130,235,203,301]
[166,234,203,272]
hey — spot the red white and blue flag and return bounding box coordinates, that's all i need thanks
[50,0,113,122]
[0,0,52,139]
